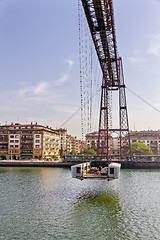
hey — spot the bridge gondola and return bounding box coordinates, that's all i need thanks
[71,162,121,181]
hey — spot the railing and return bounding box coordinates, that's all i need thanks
[63,155,160,163]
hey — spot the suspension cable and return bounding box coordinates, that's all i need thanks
[126,86,160,114]
[60,86,160,129]
[59,87,101,128]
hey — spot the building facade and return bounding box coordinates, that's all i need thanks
[56,128,67,155]
[130,130,160,155]
[85,131,120,156]
[0,123,60,160]
[66,135,85,154]
[86,130,160,156]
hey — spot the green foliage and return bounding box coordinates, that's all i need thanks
[131,142,153,155]
[69,146,97,156]
[52,155,59,160]
[90,145,97,151]
[0,155,6,160]
[59,149,63,156]
[123,142,153,156]
[82,147,97,156]
[69,151,77,155]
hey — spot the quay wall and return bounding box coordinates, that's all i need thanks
[121,161,160,169]
[1,160,160,169]
[0,160,71,168]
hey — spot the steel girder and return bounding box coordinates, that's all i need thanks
[81,0,131,159]
[81,0,118,87]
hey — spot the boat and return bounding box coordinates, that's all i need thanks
[71,161,121,181]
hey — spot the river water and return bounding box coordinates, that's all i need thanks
[0,167,160,240]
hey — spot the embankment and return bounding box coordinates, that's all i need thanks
[1,160,160,169]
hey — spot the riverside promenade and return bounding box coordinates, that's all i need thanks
[1,159,160,169]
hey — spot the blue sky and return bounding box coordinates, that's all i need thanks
[114,0,160,131]
[1,0,160,138]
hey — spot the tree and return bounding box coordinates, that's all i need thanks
[123,142,153,156]
[81,147,97,156]
[52,155,59,160]
[69,151,77,155]
[0,155,6,160]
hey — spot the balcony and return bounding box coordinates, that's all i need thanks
[21,150,33,154]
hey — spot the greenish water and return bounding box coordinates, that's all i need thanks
[0,167,160,240]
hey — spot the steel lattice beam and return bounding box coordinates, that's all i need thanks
[81,0,131,159]
[81,0,118,88]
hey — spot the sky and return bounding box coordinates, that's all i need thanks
[1,0,160,139]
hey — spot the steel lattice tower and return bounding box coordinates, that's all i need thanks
[81,0,131,160]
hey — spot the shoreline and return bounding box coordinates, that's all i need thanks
[1,160,160,169]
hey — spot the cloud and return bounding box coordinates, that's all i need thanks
[17,58,74,101]
[127,49,147,64]
[148,34,160,56]
[17,79,70,106]
[0,57,77,127]
[19,81,49,98]
[34,81,48,94]
[57,73,69,84]
[55,59,74,84]
[128,56,147,64]
[18,59,73,98]
[49,104,78,113]
[66,59,74,70]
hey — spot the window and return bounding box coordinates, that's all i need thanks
[10,140,14,143]
[10,145,14,148]
[35,140,40,143]
[110,168,114,175]
[77,167,81,174]
[35,145,40,148]
[35,135,40,138]
[15,135,19,138]
[15,145,19,148]
[15,140,19,143]
[10,135,14,138]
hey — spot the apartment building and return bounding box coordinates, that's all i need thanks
[66,134,72,154]
[130,130,160,155]
[56,128,67,155]
[55,130,83,155]
[86,131,98,148]
[86,130,160,156]
[0,123,60,160]
[66,135,84,154]
[85,131,120,156]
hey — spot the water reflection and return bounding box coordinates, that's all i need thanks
[1,168,160,240]
[71,189,129,240]
[75,189,121,210]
